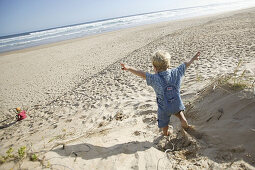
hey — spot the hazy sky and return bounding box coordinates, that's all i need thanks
[0,0,247,36]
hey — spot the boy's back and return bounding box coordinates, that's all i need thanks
[146,63,186,117]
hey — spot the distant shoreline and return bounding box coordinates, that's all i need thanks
[0,1,248,39]
[0,3,220,39]
[1,4,255,55]
[1,7,254,57]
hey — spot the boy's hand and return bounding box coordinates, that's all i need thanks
[120,63,146,79]
[185,52,201,68]
[121,63,129,71]
[193,52,200,61]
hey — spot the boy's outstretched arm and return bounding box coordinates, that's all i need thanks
[121,63,146,79]
[185,52,200,68]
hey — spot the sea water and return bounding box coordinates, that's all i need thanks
[0,0,255,53]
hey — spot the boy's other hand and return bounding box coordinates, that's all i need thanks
[121,63,129,71]
[120,63,146,79]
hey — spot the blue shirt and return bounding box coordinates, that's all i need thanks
[146,63,186,118]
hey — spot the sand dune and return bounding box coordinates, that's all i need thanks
[0,8,255,170]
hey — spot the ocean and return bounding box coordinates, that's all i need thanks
[0,0,255,53]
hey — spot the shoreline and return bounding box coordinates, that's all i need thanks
[1,7,254,57]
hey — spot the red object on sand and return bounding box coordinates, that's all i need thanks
[17,110,27,121]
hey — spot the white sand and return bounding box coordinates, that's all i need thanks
[0,8,255,170]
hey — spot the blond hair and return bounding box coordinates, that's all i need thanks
[151,51,171,72]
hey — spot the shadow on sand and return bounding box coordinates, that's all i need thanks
[52,136,162,160]
[0,120,18,129]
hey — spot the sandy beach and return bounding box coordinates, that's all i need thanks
[0,8,255,169]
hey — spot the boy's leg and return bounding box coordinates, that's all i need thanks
[162,126,169,136]
[158,112,170,136]
[174,111,189,129]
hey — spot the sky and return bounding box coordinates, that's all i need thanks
[0,0,247,36]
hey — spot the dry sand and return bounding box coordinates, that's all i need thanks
[0,8,255,170]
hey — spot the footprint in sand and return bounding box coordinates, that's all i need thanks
[139,104,152,109]
[114,112,127,121]
[139,109,157,115]
[79,115,87,119]
[142,116,157,125]
[65,119,72,123]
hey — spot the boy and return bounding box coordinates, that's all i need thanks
[121,51,200,136]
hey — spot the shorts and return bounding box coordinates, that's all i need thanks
[157,110,184,128]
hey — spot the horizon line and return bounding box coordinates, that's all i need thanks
[0,2,228,38]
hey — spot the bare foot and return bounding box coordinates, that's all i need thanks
[162,130,170,136]
[166,131,170,136]
[162,126,170,136]
[181,120,190,130]
[182,125,195,131]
